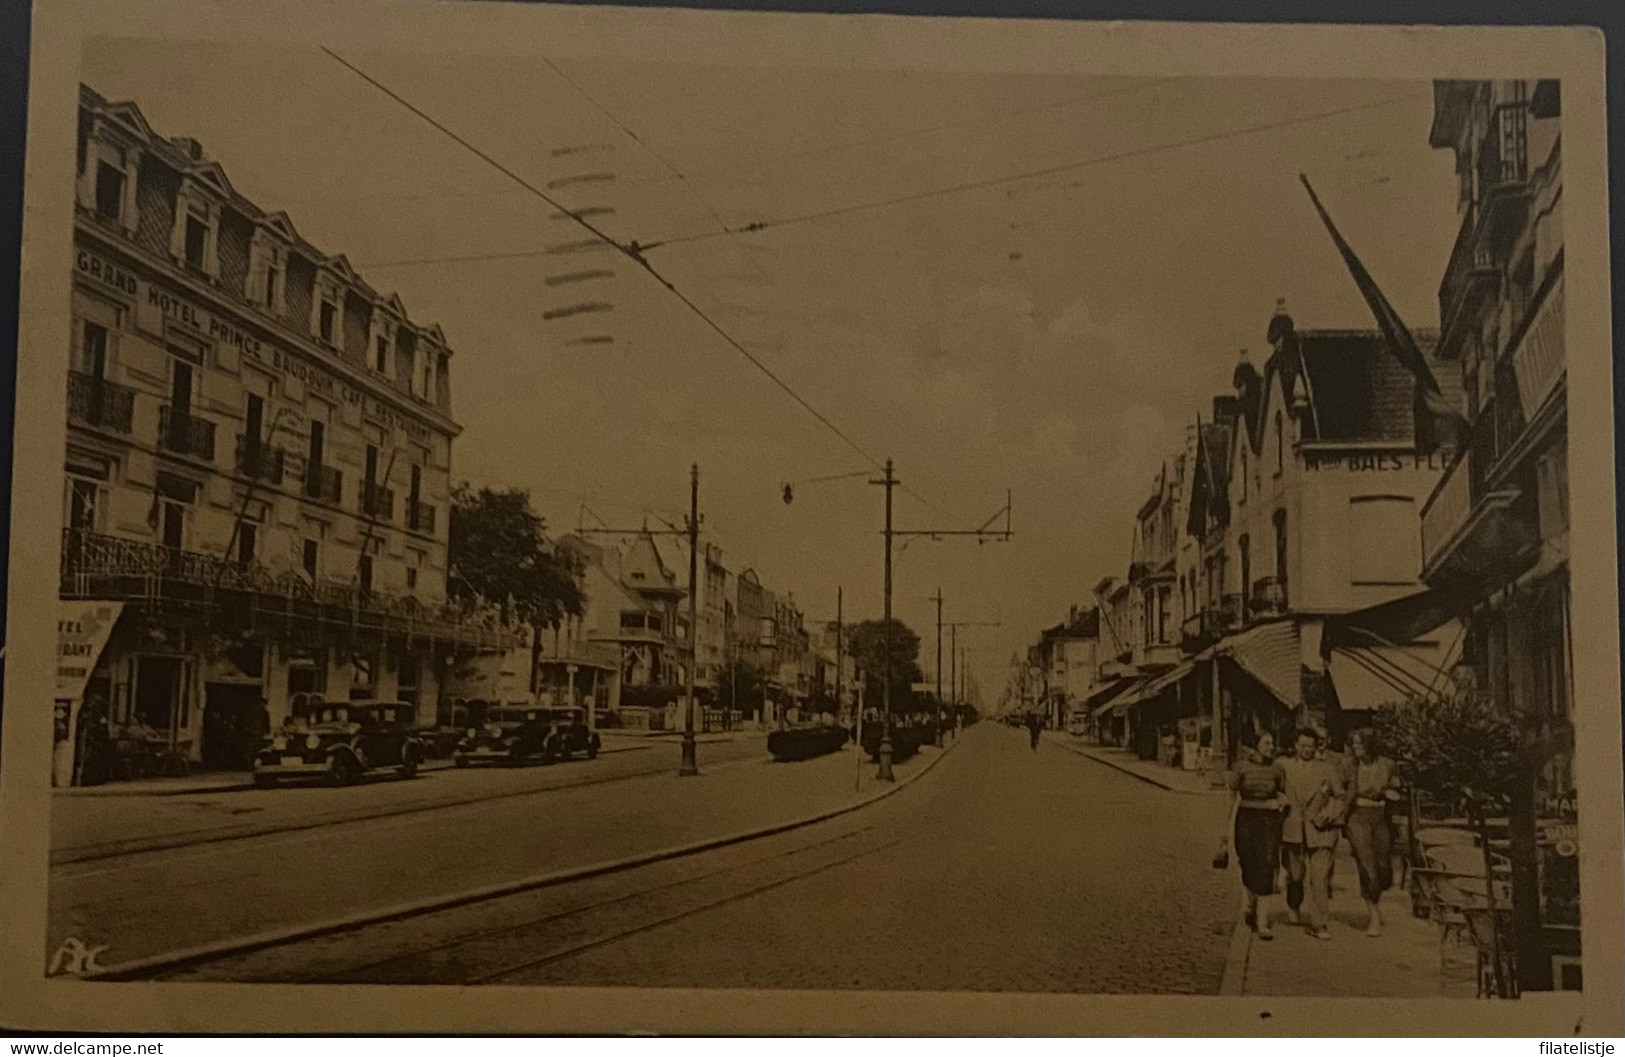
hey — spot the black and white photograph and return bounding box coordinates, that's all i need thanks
[1,0,1620,1037]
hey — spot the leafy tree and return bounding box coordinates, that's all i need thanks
[1372,685,1525,816]
[847,618,927,715]
[447,484,584,627]
[715,658,767,715]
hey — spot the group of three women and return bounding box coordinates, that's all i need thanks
[1219,726,1399,941]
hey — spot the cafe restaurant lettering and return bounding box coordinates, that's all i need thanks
[76,247,431,445]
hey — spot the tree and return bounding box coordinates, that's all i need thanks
[1372,685,1525,817]
[448,484,584,627]
[715,658,767,716]
[847,618,927,715]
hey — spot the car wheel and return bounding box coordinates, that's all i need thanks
[329,755,360,787]
[454,755,470,768]
[587,734,601,760]
[253,773,277,790]
[398,755,419,780]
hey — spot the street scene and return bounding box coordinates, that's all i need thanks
[49,36,1574,1002]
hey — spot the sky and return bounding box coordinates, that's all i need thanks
[80,38,1464,703]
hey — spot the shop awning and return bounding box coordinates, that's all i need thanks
[1217,620,1301,709]
[1330,635,1464,711]
[1325,587,1476,649]
[1076,674,1136,714]
[1092,675,1152,718]
[1140,659,1196,699]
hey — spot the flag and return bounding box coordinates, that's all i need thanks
[1299,174,1468,449]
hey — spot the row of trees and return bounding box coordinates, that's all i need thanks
[446,484,936,712]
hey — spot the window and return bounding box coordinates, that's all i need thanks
[183,210,208,270]
[406,566,418,592]
[1274,413,1284,476]
[95,161,125,221]
[359,553,374,595]
[237,522,257,570]
[1240,451,1248,501]
[80,321,108,379]
[318,299,337,344]
[1238,534,1252,618]
[264,257,283,310]
[66,477,100,532]
[302,538,320,580]
[1273,509,1289,586]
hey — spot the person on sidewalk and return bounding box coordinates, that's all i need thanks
[1025,712,1042,752]
[1218,729,1289,940]
[1339,728,1402,938]
[1278,727,1345,940]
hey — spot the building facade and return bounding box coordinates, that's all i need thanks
[1422,78,1575,992]
[58,88,511,786]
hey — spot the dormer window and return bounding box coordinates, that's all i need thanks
[170,180,220,279]
[248,227,288,316]
[78,131,140,233]
[311,271,344,347]
[368,306,399,379]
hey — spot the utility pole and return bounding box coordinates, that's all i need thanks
[835,587,845,725]
[930,588,944,747]
[870,459,897,782]
[681,463,700,777]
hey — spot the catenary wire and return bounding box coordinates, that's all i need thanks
[642,90,1430,252]
[321,47,889,478]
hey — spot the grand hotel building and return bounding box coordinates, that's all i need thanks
[56,86,513,784]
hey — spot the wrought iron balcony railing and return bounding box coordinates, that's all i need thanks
[235,436,285,483]
[67,371,135,434]
[59,527,518,649]
[305,463,342,504]
[408,500,437,535]
[158,406,216,462]
[362,481,396,522]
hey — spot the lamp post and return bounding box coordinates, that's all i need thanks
[680,463,700,777]
[871,459,897,782]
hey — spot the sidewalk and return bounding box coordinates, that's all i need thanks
[1052,737,1224,795]
[56,740,655,797]
[1226,845,1479,997]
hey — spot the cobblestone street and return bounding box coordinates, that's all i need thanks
[164,724,1237,992]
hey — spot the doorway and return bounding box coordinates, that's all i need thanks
[134,656,184,733]
[202,683,266,771]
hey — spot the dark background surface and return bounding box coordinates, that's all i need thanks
[0,0,1618,778]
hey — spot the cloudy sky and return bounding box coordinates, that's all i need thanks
[81,36,1462,701]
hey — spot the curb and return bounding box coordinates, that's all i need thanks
[1218,913,1252,996]
[51,746,731,867]
[80,734,963,981]
[1051,739,1220,796]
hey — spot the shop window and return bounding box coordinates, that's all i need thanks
[287,651,328,697]
[350,653,376,700]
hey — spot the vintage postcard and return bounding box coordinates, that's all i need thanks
[1,0,1619,1036]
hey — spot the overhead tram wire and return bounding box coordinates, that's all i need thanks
[640,90,1430,253]
[321,49,890,481]
[354,89,1428,272]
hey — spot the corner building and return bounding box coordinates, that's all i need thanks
[57,87,512,784]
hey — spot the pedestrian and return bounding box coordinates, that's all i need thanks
[1277,727,1345,940]
[1217,729,1288,939]
[1340,728,1401,937]
[1026,711,1041,751]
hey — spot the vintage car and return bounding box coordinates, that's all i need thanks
[453,703,551,767]
[542,707,602,761]
[252,700,425,788]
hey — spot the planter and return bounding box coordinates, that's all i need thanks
[767,724,850,762]
[862,723,924,763]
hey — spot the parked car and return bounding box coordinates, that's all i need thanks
[253,700,424,788]
[454,704,551,767]
[1066,713,1090,737]
[542,707,602,761]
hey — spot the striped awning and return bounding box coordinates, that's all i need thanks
[1092,675,1152,718]
[1140,659,1195,699]
[1217,620,1301,709]
[1330,635,1463,711]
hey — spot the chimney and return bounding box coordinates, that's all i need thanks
[1267,297,1295,346]
[171,136,205,162]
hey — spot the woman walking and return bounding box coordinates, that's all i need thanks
[1341,728,1400,937]
[1218,730,1288,940]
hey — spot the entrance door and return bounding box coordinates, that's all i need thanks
[202,683,265,771]
[134,656,183,733]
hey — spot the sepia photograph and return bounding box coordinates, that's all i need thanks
[2,0,1620,1038]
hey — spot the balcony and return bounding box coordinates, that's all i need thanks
[235,436,285,483]
[67,372,135,435]
[305,463,342,504]
[362,481,395,522]
[1420,435,1536,585]
[1250,576,1288,618]
[408,500,437,535]
[1437,208,1500,356]
[1180,597,1243,652]
[158,406,216,462]
[1476,102,1534,250]
[59,528,518,650]
[1505,269,1566,446]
